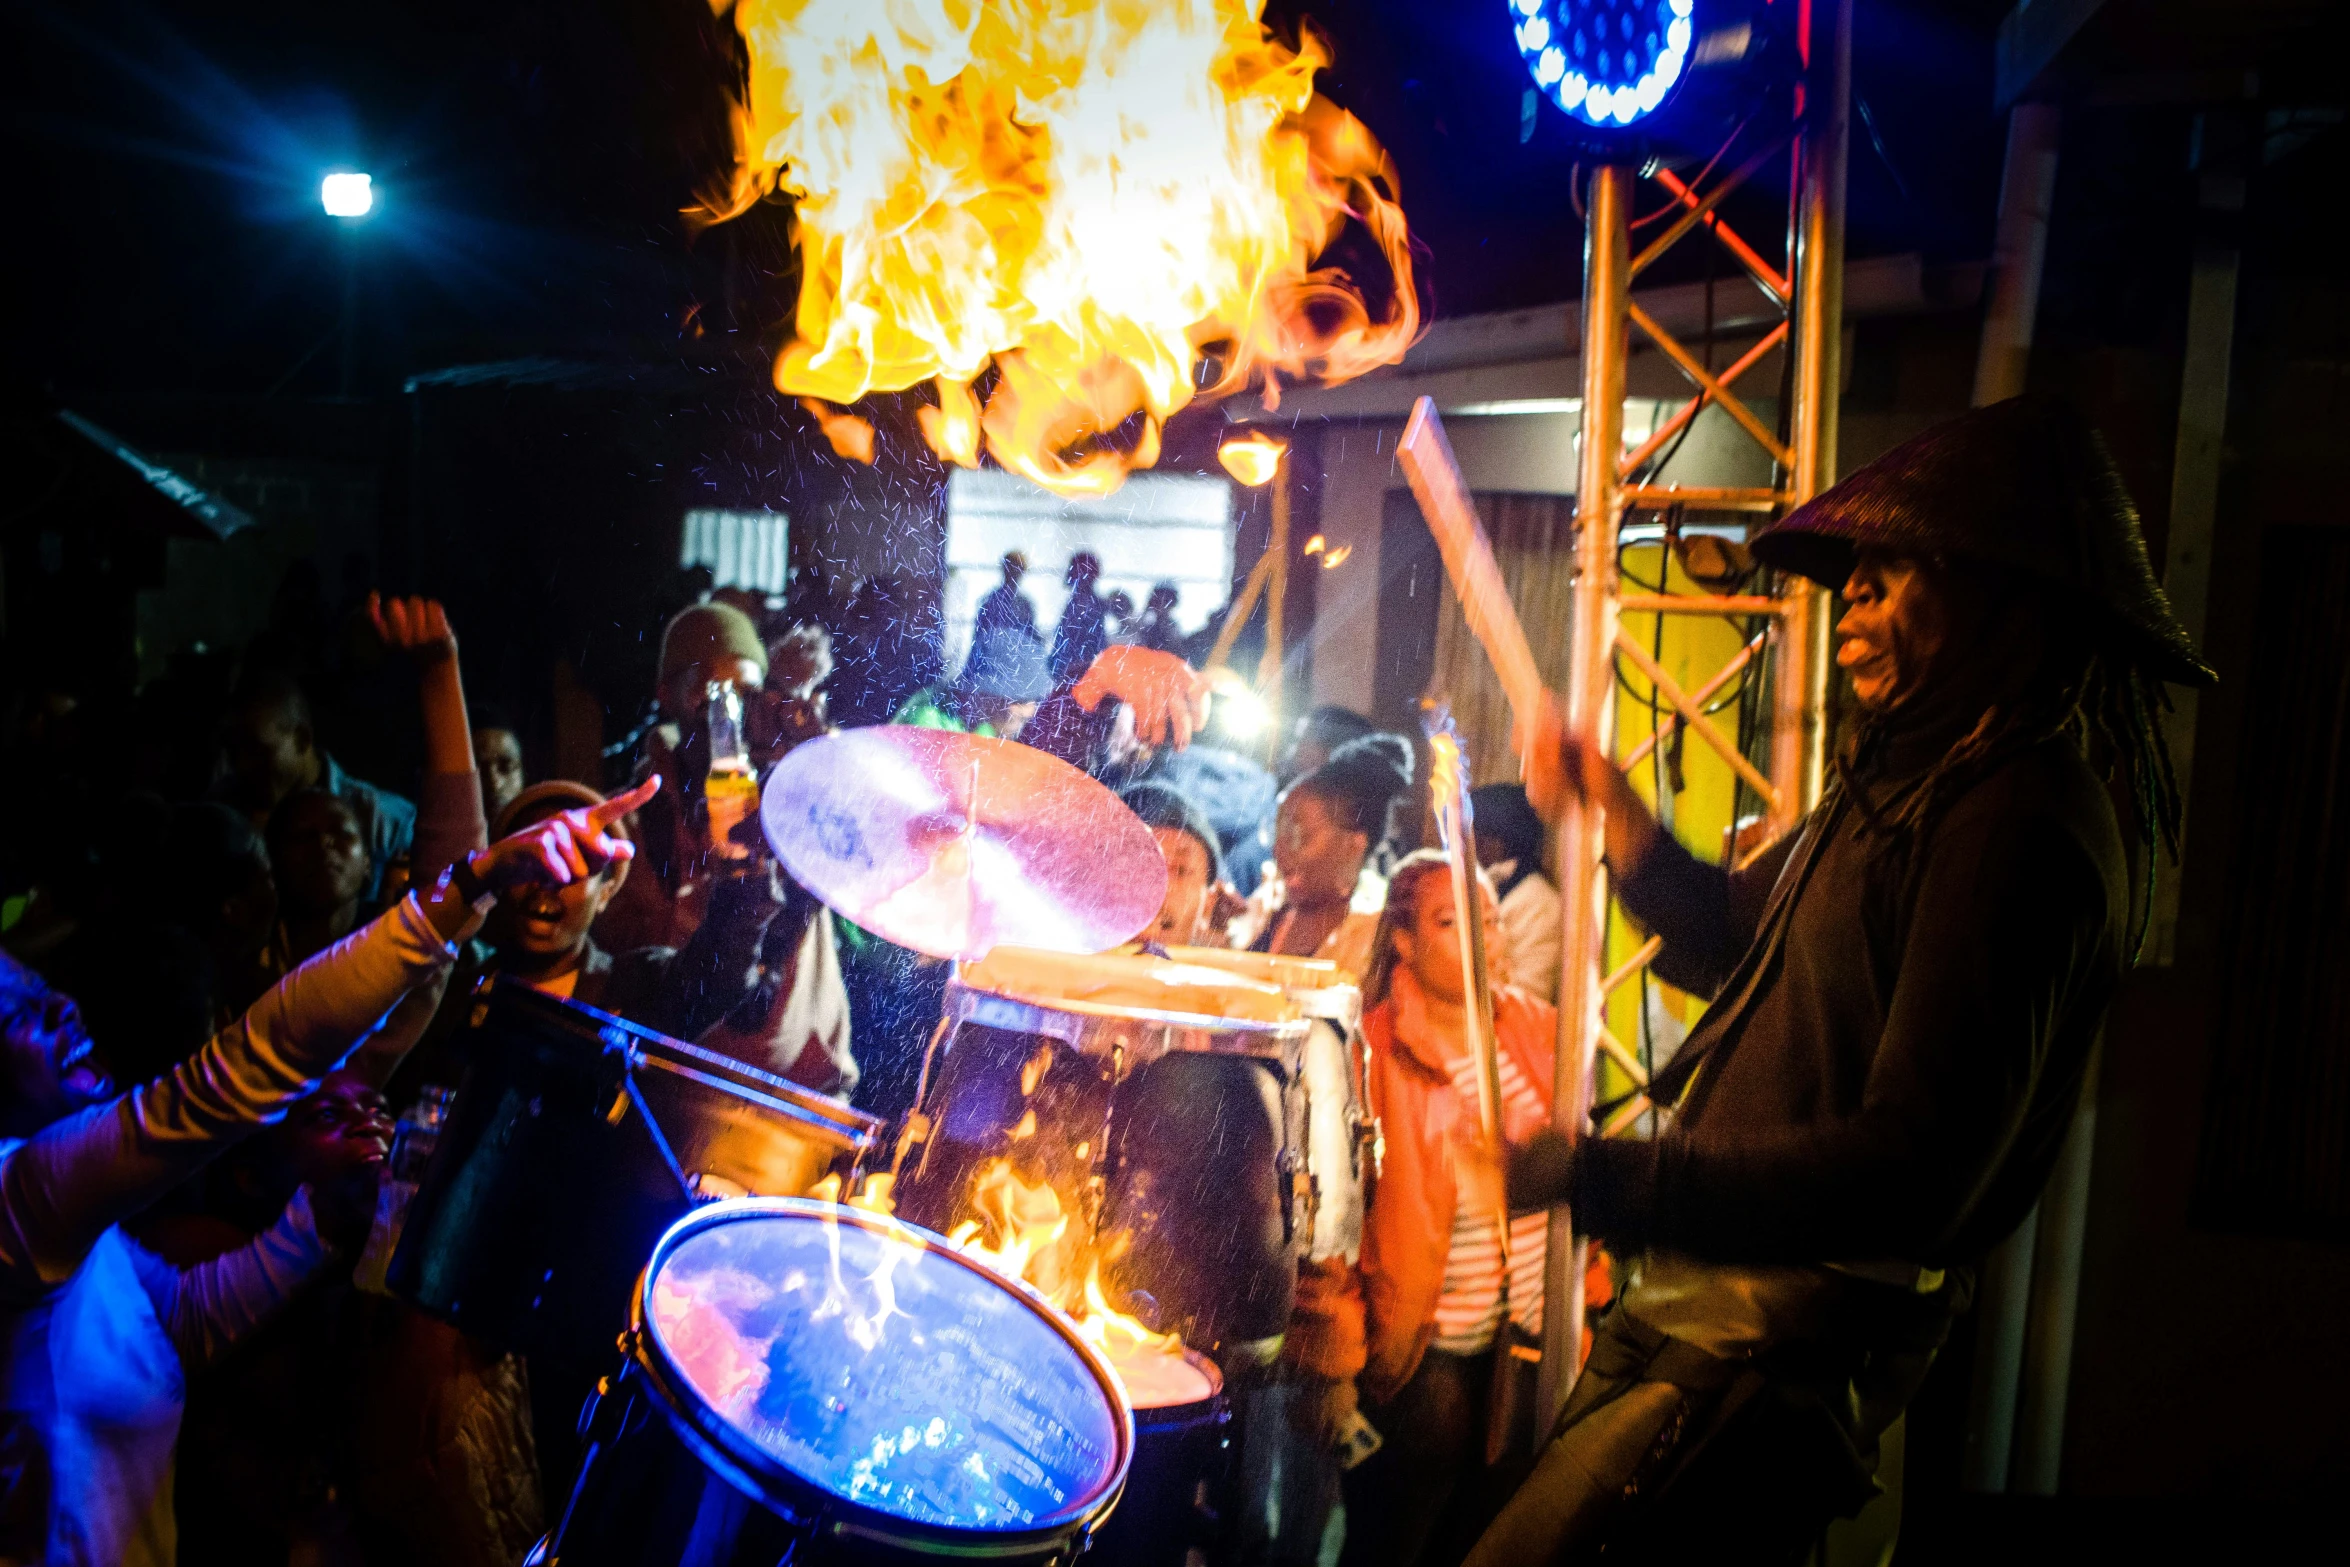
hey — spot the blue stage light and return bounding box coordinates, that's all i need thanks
[1510,0,1791,157]
[1513,0,1691,130]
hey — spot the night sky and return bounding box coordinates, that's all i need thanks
[1,0,2012,406]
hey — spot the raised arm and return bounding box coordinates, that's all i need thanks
[0,780,654,1300]
[1021,645,1210,771]
[1518,692,1794,998]
[372,593,488,888]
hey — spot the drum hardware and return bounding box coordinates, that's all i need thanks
[389,980,882,1365]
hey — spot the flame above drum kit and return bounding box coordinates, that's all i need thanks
[388,726,1364,1566]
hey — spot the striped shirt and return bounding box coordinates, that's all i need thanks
[1430,1044,1548,1352]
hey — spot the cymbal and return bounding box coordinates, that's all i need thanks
[759,726,1169,961]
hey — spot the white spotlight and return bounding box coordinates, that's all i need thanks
[321,172,374,219]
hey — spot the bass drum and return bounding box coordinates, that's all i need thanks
[532,1199,1132,1566]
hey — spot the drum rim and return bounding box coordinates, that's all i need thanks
[630,1197,1136,1551]
[1120,1344,1228,1428]
[945,979,1313,1042]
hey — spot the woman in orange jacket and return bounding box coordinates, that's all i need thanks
[1283,849,1560,1567]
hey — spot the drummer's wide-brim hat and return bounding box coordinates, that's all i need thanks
[1749,396,2216,687]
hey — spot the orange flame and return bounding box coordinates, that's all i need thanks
[701,0,1418,496]
[948,1156,1186,1381]
[1218,429,1287,487]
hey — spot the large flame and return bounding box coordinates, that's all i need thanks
[701,0,1418,496]
[948,1156,1194,1397]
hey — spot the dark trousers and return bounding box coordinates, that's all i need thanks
[1341,1348,1530,1567]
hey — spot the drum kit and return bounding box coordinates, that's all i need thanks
[383,727,1368,1566]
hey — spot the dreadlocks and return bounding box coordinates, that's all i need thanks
[1832,602,2185,960]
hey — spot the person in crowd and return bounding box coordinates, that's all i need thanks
[1475,398,2204,1562]
[473,781,785,1040]
[1279,705,1380,787]
[973,550,1037,640]
[1284,852,1556,1567]
[216,665,415,902]
[1249,736,1415,980]
[1121,783,1242,948]
[1105,587,1136,642]
[1048,551,1109,683]
[1134,738,1281,898]
[1469,783,1561,1003]
[469,703,528,826]
[895,623,1053,738]
[758,621,835,757]
[0,784,651,1567]
[144,1071,397,1566]
[262,789,371,971]
[599,600,771,953]
[1133,583,1187,655]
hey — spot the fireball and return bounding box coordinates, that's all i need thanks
[701,0,1418,496]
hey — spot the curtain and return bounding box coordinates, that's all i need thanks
[1424,491,1579,786]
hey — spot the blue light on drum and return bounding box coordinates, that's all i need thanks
[645,1211,1125,1531]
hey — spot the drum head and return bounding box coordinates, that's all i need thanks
[956,946,1303,1028]
[639,1200,1131,1542]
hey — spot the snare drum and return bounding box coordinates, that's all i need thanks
[896,948,1314,1356]
[388,979,882,1364]
[532,1199,1132,1567]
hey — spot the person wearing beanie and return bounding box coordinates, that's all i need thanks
[655,601,769,726]
[1475,397,2215,1563]
[1250,734,1416,981]
[1469,782,1561,1003]
[601,599,776,954]
[1120,782,1237,947]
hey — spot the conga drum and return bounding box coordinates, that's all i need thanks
[896,947,1314,1360]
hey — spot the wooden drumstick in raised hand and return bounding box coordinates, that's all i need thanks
[1397,397,1546,743]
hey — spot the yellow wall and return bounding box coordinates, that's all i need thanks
[1597,541,1771,1109]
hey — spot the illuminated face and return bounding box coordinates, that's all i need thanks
[1274,788,1368,906]
[272,794,371,916]
[1836,549,1951,711]
[0,960,110,1138]
[1149,827,1216,945]
[475,727,527,822]
[1389,870,1505,1014]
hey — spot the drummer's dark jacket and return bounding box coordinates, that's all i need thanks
[1516,697,2130,1275]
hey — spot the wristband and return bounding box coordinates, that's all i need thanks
[447,853,497,914]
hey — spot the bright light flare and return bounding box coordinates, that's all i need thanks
[320,172,373,218]
[700,0,1419,497]
[1218,430,1288,487]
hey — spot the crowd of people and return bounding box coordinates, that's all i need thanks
[0,526,1580,1567]
[0,395,2206,1567]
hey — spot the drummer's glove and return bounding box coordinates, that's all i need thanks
[1508,1128,1578,1215]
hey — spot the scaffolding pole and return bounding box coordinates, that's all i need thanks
[1536,0,1847,1424]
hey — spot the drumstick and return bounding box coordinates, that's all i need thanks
[1397,398,1546,739]
[1426,716,1511,1268]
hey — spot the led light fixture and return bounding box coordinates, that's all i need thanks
[1510,0,1790,156]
